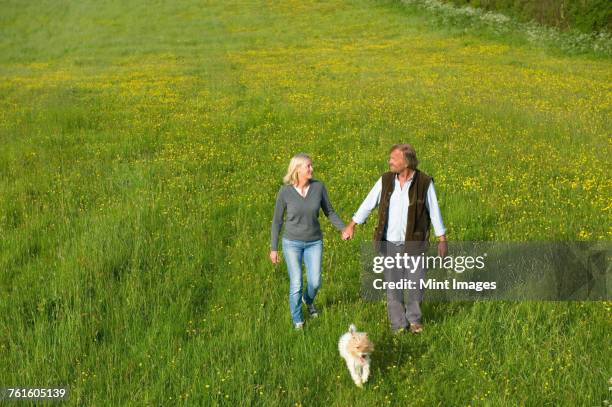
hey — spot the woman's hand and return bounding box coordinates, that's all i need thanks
[270,250,281,264]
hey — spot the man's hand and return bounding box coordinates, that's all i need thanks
[342,222,356,241]
[270,250,281,264]
[437,236,448,258]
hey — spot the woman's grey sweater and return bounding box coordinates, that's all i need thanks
[271,180,345,250]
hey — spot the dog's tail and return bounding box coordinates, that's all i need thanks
[349,324,357,334]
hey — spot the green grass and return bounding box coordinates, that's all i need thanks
[0,0,611,405]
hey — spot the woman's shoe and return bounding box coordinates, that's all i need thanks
[294,322,304,330]
[409,323,423,334]
[302,298,318,318]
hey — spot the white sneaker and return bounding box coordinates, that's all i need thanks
[294,322,304,330]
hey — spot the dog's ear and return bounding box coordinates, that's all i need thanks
[349,324,357,335]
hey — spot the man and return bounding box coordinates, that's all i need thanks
[343,144,447,334]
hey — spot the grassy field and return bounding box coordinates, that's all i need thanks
[1,0,611,405]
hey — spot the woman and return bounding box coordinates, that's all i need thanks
[270,153,346,330]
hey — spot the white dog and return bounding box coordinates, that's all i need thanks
[338,324,374,388]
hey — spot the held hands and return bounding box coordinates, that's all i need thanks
[341,229,351,240]
[269,250,281,265]
[342,223,355,241]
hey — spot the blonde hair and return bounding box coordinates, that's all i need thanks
[390,144,419,170]
[283,153,312,185]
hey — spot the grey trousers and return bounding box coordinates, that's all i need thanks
[382,244,426,330]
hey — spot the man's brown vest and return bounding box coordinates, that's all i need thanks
[374,169,433,252]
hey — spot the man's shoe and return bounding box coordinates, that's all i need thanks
[302,298,318,318]
[294,322,304,330]
[409,323,423,334]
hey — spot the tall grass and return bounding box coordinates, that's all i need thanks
[400,0,612,56]
[443,0,612,33]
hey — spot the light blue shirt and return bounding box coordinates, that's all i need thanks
[352,173,446,241]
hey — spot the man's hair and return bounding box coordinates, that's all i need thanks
[389,144,419,170]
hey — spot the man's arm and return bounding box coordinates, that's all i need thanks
[343,177,382,240]
[425,182,448,257]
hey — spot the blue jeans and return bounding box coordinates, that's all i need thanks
[282,238,323,324]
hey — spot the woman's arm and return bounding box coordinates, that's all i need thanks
[270,187,286,252]
[321,183,346,232]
